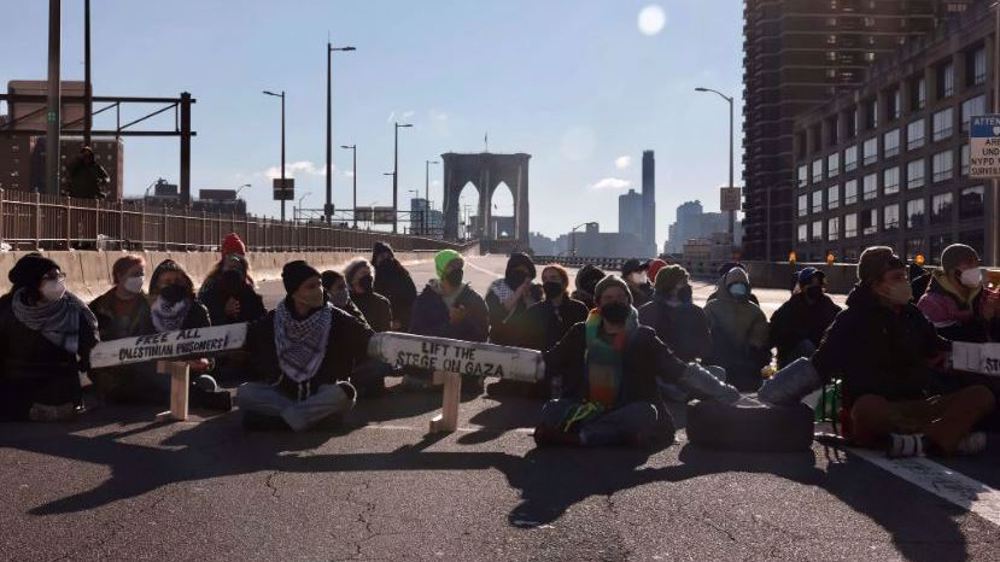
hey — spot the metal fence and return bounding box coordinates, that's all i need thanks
[0,189,467,253]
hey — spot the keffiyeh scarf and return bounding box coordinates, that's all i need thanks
[12,288,97,354]
[274,300,333,385]
[151,296,192,332]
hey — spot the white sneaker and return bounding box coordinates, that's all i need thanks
[955,431,987,456]
[888,433,926,458]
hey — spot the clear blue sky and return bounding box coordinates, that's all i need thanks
[3,0,744,245]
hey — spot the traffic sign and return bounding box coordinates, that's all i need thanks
[720,186,741,212]
[272,178,295,201]
[969,115,1000,178]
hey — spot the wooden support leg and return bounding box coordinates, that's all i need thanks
[429,370,462,433]
[155,361,190,422]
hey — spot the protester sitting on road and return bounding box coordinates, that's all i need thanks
[917,244,997,344]
[149,259,231,411]
[534,275,738,448]
[812,246,995,458]
[638,264,711,363]
[372,242,418,331]
[344,258,393,333]
[518,264,588,352]
[571,264,605,310]
[63,146,109,199]
[486,252,542,346]
[704,266,771,392]
[238,260,370,431]
[769,267,842,369]
[88,255,162,403]
[321,270,368,327]
[199,236,266,327]
[408,250,490,391]
[621,258,653,308]
[707,262,760,306]
[0,254,98,422]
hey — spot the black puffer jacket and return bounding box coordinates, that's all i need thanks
[637,298,712,363]
[199,276,267,327]
[812,284,951,404]
[769,292,841,368]
[373,258,417,331]
[352,291,393,333]
[517,297,589,352]
[409,281,489,343]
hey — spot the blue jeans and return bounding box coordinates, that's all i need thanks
[538,399,658,446]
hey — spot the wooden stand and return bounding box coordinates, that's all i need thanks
[428,370,462,433]
[155,361,190,422]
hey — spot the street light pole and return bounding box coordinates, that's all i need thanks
[695,87,736,246]
[263,90,287,221]
[393,122,413,234]
[46,0,61,196]
[83,0,92,146]
[326,44,355,224]
[341,144,357,228]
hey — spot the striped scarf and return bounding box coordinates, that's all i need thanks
[583,306,638,408]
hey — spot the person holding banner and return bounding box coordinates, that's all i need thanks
[238,260,369,431]
[0,254,98,422]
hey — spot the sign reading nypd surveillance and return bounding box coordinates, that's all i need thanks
[969,115,1000,178]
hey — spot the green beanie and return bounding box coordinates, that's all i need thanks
[654,264,689,295]
[435,249,462,279]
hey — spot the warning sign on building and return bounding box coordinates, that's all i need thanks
[969,115,1000,179]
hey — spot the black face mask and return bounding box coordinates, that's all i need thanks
[677,285,694,304]
[221,269,244,295]
[506,271,528,289]
[805,286,824,302]
[358,275,374,294]
[543,281,564,300]
[445,268,464,287]
[601,302,630,324]
[159,283,187,304]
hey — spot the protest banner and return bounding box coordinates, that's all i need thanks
[952,342,1000,376]
[90,324,249,369]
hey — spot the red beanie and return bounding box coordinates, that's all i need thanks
[221,233,246,256]
[647,259,668,284]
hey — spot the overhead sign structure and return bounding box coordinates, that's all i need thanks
[720,187,742,212]
[272,178,295,201]
[969,115,1000,178]
[354,206,396,225]
[90,324,249,369]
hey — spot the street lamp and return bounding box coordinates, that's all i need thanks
[234,183,251,197]
[425,159,439,236]
[694,86,735,245]
[341,144,357,227]
[392,122,414,233]
[326,43,355,224]
[262,89,287,221]
[569,221,596,257]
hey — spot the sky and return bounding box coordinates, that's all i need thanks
[2,0,744,246]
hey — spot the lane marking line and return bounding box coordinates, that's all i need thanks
[847,446,1000,527]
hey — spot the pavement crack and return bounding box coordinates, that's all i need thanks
[264,470,281,499]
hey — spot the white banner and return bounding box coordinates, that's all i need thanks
[951,341,1000,376]
[89,324,249,369]
[367,332,545,383]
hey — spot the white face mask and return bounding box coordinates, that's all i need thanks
[40,279,66,302]
[960,267,983,289]
[123,276,145,294]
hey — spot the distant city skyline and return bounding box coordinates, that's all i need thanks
[1,1,744,243]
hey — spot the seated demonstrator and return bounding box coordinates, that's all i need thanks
[237,260,372,431]
[812,247,995,457]
[769,267,841,369]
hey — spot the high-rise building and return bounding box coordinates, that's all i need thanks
[742,0,972,260]
[618,189,644,238]
[642,150,656,249]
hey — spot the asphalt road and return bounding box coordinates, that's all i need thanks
[1,255,997,561]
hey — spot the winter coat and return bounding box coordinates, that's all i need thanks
[485,278,542,346]
[637,297,712,363]
[544,322,688,408]
[628,283,653,308]
[812,284,951,404]
[89,288,154,341]
[65,158,109,199]
[352,291,393,333]
[0,293,98,421]
[769,292,842,368]
[374,258,417,331]
[917,270,995,343]
[246,302,374,398]
[703,272,770,390]
[571,290,596,311]
[517,297,589,352]
[199,276,266,327]
[409,281,489,343]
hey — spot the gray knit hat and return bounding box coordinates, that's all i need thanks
[941,243,979,273]
[858,246,905,285]
[594,274,632,305]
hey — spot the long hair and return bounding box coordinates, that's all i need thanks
[205,254,255,289]
[149,259,196,302]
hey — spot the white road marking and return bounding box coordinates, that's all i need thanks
[848,447,1000,527]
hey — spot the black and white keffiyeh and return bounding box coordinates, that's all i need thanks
[151,296,192,332]
[274,300,333,384]
[12,288,97,354]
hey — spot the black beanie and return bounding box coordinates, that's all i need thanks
[282,260,320,294]
[9,253,59,289]
[372,241,394,262]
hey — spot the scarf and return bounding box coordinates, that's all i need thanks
[583,306,638,408]
[151,296,192,332]
[489,278,516,303]
[12,288,97,355]
[274,300,333,389]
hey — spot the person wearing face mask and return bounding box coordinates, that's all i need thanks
[199,235,266,327]
[486,252,543,346]
[148,260,231,411]
[571,264,606,310]
[704,267,771,392]
[812,246,995,458]
[534,275,739,448]
[638,265,712,364]
[408,250,490,391]
[707,262,761,306]
[238,260,372,431]
[0,254,98,422]
[517,264,588,352]
[621,259,653,308]
[769,267,842,369]
[88,255,163,403]
[344,258,393,333]
[372,242,418,332]
[321,270,369,327]
[917,244,996,344]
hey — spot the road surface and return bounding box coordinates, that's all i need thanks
[1,255,997,561]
